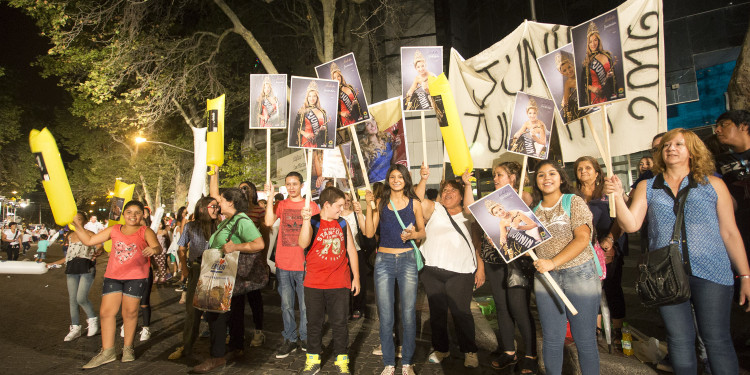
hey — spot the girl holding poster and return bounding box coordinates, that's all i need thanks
[256,77,280,128]
[531,161,599,375]
[295,81,329,148]
[582,22,616,106]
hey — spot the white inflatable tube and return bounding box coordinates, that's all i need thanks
[187,127,208,215]
[150,206,164,233]
[0,261,49,274]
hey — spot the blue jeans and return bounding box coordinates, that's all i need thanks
[66,270,97,325]
[374,251,418,366]
[534,260,601,375]
[276,267,307,341]
[659,276,737,375]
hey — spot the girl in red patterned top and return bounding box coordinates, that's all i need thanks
[72,200,162,369]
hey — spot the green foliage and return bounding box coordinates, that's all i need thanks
[220,139,265,189]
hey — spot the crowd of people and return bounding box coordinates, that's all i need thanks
[3,110,750,375]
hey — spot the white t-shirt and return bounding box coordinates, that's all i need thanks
[3,229,20,246]
[22,233,32,242]
[341,211,362,251]
[421,202,477,274]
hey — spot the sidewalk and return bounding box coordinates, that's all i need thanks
[1,241,748,374]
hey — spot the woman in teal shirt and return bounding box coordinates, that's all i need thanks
[193,188,265,373]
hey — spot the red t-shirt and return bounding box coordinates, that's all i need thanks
[105,225,150,280]
[303,217,351,289]
[275,199,320,271]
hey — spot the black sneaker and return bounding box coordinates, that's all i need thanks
[299,340,308,352]
[275,339,297,359]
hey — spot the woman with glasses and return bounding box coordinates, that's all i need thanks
[168,196,220,360]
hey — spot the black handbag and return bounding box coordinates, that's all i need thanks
[636,176,693,307]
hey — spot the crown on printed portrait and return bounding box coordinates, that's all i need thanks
[587,21,600,39]
[413,50,425,65]
[329,62,341,75]
[555,53,573,72]
[306,80,318,92]
[527,98,538,111]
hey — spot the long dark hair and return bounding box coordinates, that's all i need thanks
[531,160,580,207]
[194,196,219,240]
[239,181,259,206]
[378,164,420,214]
[573,156,605,201]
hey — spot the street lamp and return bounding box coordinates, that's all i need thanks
[135,136,193,154]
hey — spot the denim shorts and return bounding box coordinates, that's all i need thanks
[102,277,149,299]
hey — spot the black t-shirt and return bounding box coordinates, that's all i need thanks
[715,150,750,247]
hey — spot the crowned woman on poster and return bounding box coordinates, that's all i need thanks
[557,52,587,123]
[256,76,279,128]
[330,62,362,127]
[295,81,329,148]
[510,98,548,159]
[582,22,616,106]
[485,199,542,260]
[361,119,401,183]
[405,50,437,111]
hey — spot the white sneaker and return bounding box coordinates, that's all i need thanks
[86,317,99,337]
[139,326,151,341]
[428,350,449,363]
[464,352,479,368]
[120,325,125,338]
[64,325,82,342]
[380,365,395,375]
[402,364,416,375]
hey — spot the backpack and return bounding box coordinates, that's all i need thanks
[304,214,349,258]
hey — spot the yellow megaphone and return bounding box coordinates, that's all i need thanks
[428,73,473,176]
[102,180,135,252]
[206,94,225,175]
[29,128,77,227]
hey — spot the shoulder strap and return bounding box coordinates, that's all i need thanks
[338,217,348,257]
[304,215,322,256]
[389,198,420,253]
[225,215,248,244]
[442,204,476,268]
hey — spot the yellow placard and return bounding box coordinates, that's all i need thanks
[428,74,473,175]
[29,128,77,227]
[103,180,135,252]
[206,94,225,174]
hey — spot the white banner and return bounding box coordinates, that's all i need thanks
[449,0,666,165]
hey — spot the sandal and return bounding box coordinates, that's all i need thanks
[490,352,517,370]
[520,356,538,374]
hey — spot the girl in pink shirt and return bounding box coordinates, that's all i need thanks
[72,200,162,369]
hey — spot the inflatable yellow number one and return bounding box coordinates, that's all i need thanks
[29,128,77,227]
[103,180,135,252]
[206,94,225,175]
[428,73,473,176]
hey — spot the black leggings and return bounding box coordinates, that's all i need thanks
[227,289,264,351]
[602,253,625,320]
[140,268,154,326]
[485,262,537,356]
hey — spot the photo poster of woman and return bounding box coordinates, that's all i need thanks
[249,74,287,129]
[315,53,370,129]
[507,92,555,160]
[537,44,600,125]
[571,9,627,110]
[401,46,443,112]
[357,96,410,183]
[287,76,339,150]
[468,184,552,263]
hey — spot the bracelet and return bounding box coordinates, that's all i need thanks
[736,275,750,279]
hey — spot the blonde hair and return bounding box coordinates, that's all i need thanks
[651,128,715,184]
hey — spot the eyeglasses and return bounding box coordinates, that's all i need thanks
[208,205,219,209]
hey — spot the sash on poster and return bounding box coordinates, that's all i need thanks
[507,92,555,160]
[249,74,287,129]
[315,53,370,129]
[401,46,443,112]
[468,184,552,263]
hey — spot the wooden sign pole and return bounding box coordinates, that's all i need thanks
[349,126,375,209]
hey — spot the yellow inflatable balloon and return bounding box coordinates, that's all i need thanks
[206,94,225,175]
[428,73,473,176]
[102,180,135,252]
[29,128,77,227]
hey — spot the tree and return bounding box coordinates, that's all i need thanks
[728,23,750,110]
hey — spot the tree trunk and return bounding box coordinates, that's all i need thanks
[155,176,162,207]
[728,22,750,110]
[321,0,336,62]
[139,174,154,209]
[213,0,279,74]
